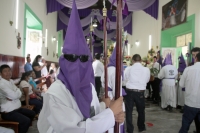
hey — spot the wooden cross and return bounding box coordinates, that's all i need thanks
[16,32,21,49]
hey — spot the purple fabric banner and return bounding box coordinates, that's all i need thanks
[46,0,64,14]
[109,0,156,11]
[57,0,98,9]
[143,0,159,19]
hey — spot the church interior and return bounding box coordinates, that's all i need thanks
[0,0,200,133]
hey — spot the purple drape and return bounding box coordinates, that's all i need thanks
[143,0,159,19]
[93,46,103,55]
[57,8,133,36]
[109,0,156,11]
[56,0,98,9]
[46,0,64,14]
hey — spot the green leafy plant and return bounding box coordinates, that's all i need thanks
[150,68,159,76]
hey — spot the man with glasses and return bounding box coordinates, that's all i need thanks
[37,1,124,133]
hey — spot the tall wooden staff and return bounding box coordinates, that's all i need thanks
[103,0,108,99]
[114,0,123,132]
[90,21,94,53]
[103,1,108,133]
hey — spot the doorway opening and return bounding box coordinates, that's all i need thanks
[23,4,43,62]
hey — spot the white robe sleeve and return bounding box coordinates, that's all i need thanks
[0,82,22,100]
[47,95,115,133]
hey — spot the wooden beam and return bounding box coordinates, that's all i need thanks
[114,0,123,132]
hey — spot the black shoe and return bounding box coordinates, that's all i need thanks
[139,128,146,132]
[153,101,158,104]
[193,131,196,133]
[169,106,173,112]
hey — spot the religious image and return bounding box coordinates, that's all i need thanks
[162,0,188,30]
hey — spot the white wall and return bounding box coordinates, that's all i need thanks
[128,0,200,57]
[0,0,58,62]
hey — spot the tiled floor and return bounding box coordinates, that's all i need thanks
[28,101,196,133]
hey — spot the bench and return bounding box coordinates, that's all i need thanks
[0,105,35,133]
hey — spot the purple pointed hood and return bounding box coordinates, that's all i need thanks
[165,53,173,65]
[157,56,163,66]
[108,46,123,78]
[57,0,93,119]
[178,53,186,73]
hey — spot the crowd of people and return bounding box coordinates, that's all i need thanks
[0,54,57,133]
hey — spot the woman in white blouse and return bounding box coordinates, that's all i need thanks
[19,71,43,114]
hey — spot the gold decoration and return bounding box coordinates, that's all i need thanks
[9,21,13,26]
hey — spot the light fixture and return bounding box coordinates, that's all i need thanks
[45,29,48,47]
[86,37,90,41]
[149,35,152,50]
[15,0,19,29]
[135,40,140,46]
[92,19,98,28]
[52,36,56,41]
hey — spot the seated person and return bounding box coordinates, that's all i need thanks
[29,71,42,94]
[0,64,35,133]
[45,70,55,88]
[19,71,43,115]
[0,126,14,133]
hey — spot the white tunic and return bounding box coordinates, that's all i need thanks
[101,66,125,133]
[0,126,14,133]
[37,80,115,133]
[177,75,185,106]
[158,65,178,108]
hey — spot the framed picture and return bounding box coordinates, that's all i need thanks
[162,0,188,30]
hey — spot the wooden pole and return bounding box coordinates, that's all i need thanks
[114,0,122,132]
[89,25,93,53]
[103,6,109,133]
[103,8,108,99]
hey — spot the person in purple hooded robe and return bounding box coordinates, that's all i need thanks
[158,53,178,111]
[101,45,126,133]
[37,1,124,133]
[177,53,186,112]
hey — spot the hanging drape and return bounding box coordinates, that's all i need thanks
[58,10,132,29]
[108,0,156,11]
[56,0,98,9]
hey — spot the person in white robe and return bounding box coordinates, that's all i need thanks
[158,53,178,111]
[101,46,126,133]
[37,1,124,133]
[0,127,14,133]
[39,58,48,77]
[177,53,187,110]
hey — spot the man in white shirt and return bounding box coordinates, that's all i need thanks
[125,54,150,133]
[0,64,35,133]
[92,53,104,98]
[179,51,200,133]
[151,56,161,104]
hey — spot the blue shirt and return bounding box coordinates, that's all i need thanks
[29,80,37,89]
[24,62,33,72]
